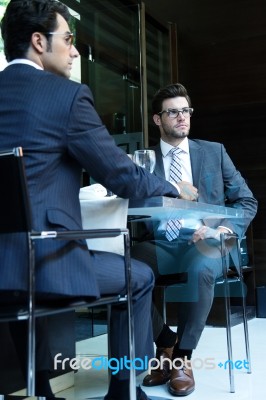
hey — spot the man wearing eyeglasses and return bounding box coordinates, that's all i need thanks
[131,83,257,396]
[0,2,186,400]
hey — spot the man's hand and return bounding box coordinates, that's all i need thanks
[175,181,198,201]
[190,226,228,243]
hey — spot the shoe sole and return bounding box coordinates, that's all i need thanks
[168,385,195,396]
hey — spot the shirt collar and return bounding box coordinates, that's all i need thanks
[7,59,43,70]
[160,137,189,157]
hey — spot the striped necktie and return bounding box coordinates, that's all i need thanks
[165,147,182,241]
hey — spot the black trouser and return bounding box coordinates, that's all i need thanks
[9,317,53,378]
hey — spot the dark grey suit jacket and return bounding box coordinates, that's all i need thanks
[0,64,179,298]
[151,141,257,239]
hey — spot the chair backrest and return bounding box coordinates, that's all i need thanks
[0,147,32,233]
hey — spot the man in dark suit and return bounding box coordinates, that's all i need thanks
[131,83,258,396]
[0,2,183,399]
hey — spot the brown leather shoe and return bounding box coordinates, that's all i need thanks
[168,358,195,396]
[142,346,174,386]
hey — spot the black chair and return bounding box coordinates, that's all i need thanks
[0,147,136,399]
[155,233,251,393]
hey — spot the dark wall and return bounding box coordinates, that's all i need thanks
[178,33,266,286]
[144,0,266,285]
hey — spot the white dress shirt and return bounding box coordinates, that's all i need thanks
[7,59,43,70]
[160,138,203,230]
[160,137,193,183]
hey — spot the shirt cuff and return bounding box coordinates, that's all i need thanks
[218,225,233,234]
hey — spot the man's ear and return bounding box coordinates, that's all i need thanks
[153,114,161,126]
[31,32,46,54]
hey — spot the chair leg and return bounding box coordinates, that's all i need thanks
[124,233,136,400]
[107,304,112,385]
[221,234,252,393]
[236,238,252,374]
[27,236,36,396]
[240,277,251,373]
[224,273,235,393]
[162,287,166,324]
[221,234,235,393]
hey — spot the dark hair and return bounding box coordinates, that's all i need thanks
[1,0,71,61]
[152,83,192,115]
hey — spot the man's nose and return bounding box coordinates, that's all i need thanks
[177,111,185,119]
[71,45,80,58]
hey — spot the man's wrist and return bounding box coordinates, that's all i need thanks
[171,182,181,196]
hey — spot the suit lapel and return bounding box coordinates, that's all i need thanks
[151,140,204,186]
[189,140,203,187]
[151,144,166,178]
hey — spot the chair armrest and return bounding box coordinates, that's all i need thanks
[31,228,128,240]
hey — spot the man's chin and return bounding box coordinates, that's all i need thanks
[175,131,189,139]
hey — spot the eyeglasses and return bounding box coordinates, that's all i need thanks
[45,32,75,47]
[158,107,194,118]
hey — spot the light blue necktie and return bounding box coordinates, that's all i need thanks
[165,147,182,241]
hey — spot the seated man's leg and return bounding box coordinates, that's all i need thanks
[175,238,223,349]
[91,250,155,399]
[167,239,223,396]
[9,317,54,397]
[131,237,224,396]
[131,241,178,386]
[131,240,179,342]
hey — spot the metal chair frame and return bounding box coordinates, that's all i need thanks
[0,147,136,400]
[220,232,251,392]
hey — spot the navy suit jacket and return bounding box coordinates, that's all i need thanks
[151,141,257,239]
[0,64,179,298]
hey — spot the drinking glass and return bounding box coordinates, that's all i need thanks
[133,150,156,173]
